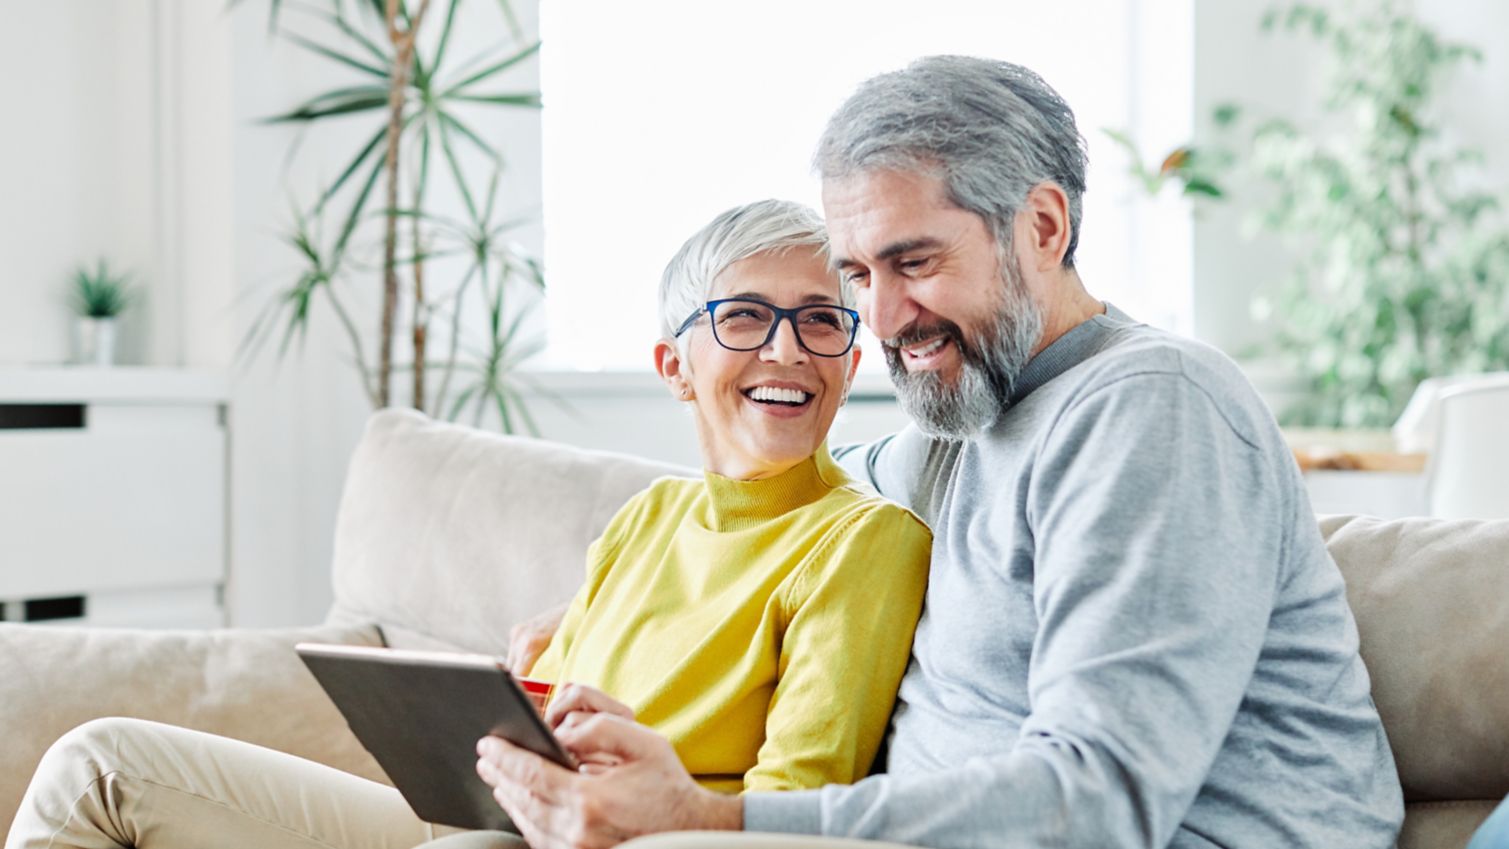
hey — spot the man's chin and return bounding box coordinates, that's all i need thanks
[889,359,1005,440]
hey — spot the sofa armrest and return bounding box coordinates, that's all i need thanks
[0,622,387,835]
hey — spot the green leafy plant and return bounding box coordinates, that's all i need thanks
[1235,1,1509,427]
[1102,128,1228,200]
[235,0,547,430]
[69,260,133,319]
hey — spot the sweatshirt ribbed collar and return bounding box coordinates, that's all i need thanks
[700,444,846,532]
[1007,302,1135,405]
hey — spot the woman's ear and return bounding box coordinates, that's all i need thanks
[654,339,694,401]
[841,344,862,405]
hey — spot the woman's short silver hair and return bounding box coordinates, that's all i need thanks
[657,199,850,344]
[815,55,1089,266]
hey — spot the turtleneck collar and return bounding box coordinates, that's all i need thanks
[1007,302,1135,405]
[700,443,847,532]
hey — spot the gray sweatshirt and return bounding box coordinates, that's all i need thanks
[742,307,1403,848]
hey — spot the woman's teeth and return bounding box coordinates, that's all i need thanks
[746,386,810,405]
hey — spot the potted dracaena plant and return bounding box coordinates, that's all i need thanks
[235,0,554,433]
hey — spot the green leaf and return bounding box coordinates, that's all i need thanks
[432,0,464,80]
[443,41,542,95]
[315,122,388,214]
[333,154,387,261]
[436,116,481,221]
[283,33,390,78]
[495,0,525,42]
[447,91,542,108]
[437,111,500,161]
[1182,178,1224,199]
[315,8,392,64]
[263,88,391,123]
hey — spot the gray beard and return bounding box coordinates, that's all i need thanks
[883,259,1044,440]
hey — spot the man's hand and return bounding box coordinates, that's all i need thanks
[476,714,742,849]
[507,602,568,675]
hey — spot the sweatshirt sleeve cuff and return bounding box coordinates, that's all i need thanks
[741,789,823,835]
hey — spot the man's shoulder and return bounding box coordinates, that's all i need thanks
[1057,323,1276,448]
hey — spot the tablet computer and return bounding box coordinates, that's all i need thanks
[295,642,576,832]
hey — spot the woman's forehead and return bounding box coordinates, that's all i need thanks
[711,248,840,302]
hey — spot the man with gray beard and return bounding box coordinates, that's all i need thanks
[477,56,1405,849]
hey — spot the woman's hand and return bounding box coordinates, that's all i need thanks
[544,683,634,730]
[506,602,568,675]
[544,684,635,773]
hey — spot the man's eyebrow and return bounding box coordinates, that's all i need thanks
[832,237,944,270]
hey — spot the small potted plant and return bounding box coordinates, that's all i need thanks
[69,259,133,366]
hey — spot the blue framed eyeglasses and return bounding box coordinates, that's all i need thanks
[674,298,860,357]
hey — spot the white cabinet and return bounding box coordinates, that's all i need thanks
[0,368,228,628]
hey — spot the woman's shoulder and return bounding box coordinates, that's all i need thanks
[819,479,932,539]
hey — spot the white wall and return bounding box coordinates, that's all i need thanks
[1,4,159,365]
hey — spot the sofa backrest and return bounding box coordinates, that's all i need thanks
[329,411,1509,806]
[328,409,690,652]
[1321,514,1509,803]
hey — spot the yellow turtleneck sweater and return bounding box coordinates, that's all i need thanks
[527,446,931,795]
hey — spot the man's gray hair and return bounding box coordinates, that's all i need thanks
[658,199,849,343]
[815,55,1089,266]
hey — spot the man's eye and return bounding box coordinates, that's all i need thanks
[843,271,870,287]
[899,258,928,272]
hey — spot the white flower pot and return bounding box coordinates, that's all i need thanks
[75,318,117,366]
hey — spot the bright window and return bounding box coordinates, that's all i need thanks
[539,0,1193,370]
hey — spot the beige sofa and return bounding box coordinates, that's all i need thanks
[2,409,1506,848]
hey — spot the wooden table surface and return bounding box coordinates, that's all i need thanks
[1284,428,1428,474]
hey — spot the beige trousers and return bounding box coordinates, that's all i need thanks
[4,718,526,849]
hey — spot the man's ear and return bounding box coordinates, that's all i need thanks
[654,339,694,401]
[1018,182,1073,271]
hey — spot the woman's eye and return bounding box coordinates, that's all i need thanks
[802,311,844,329]
[719,307,767,323]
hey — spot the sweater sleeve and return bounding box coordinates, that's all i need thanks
[525,485,648,680]
[745,371,1287,846]
[741,504,931,793]
[830,426,933,507]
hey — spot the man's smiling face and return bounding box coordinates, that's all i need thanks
[823,167,1044,438]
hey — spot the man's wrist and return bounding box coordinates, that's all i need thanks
[692,788,744,831]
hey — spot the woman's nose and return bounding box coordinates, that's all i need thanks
[760,317,810,364]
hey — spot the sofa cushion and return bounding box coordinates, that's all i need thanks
[328,409,692,654]
[0,621,386,836]
[1322,515,1509,803]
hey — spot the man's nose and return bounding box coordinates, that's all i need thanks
[862,274,916,341]
[760,316,810,364]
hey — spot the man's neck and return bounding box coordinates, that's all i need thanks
[1031,267,1103,356]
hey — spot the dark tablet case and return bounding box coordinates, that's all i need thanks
[296,643,574,832]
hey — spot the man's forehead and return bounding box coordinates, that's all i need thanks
[823,174,967,266]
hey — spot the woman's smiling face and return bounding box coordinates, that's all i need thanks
[656,246,861,480]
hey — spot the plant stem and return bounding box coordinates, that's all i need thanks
[411,172,427,411]
[378,0,433,408]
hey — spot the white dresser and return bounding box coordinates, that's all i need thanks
[0,368,228,628]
